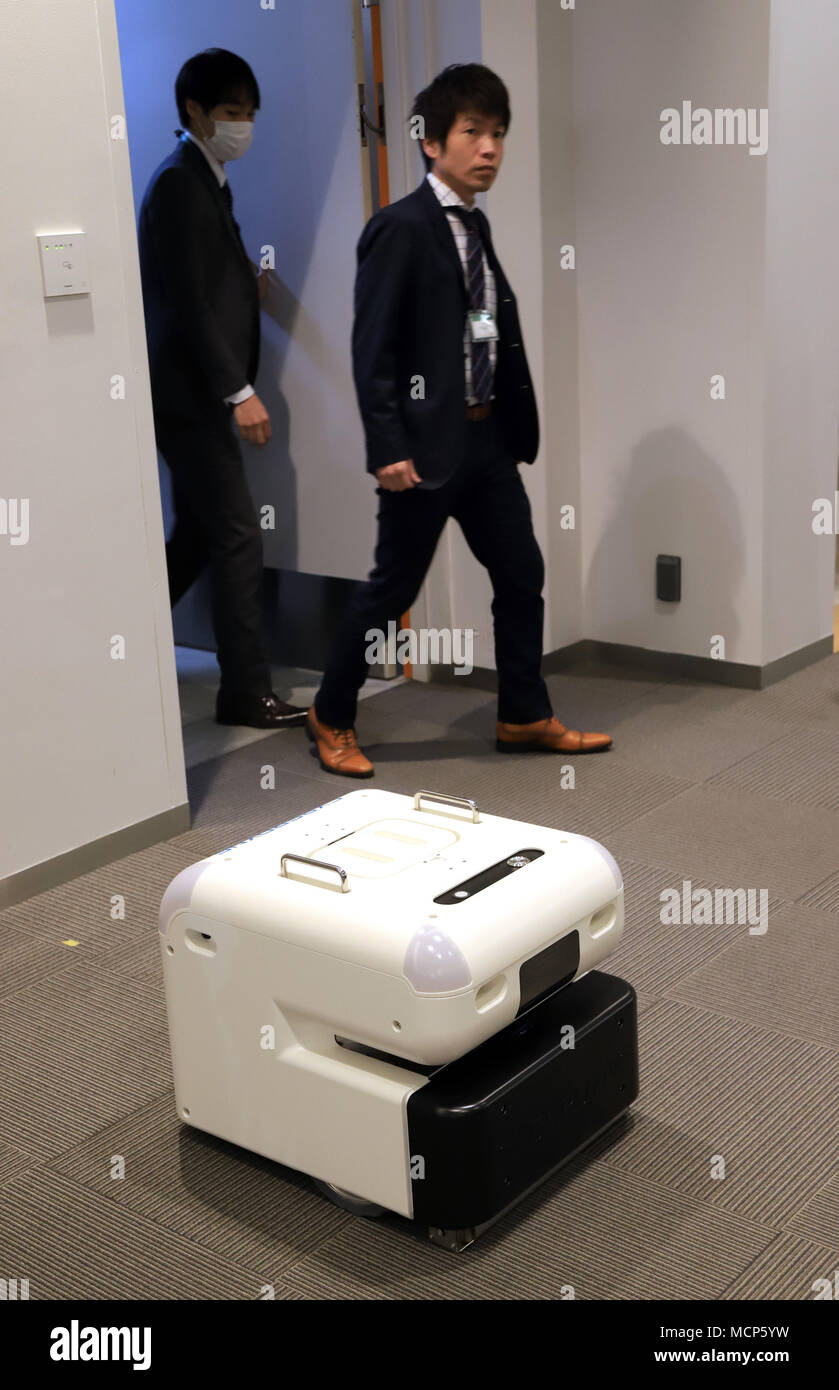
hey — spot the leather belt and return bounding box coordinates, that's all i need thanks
[466,402,493,421]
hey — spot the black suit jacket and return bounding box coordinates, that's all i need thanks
[352,175,539,487]
[138,136,259,422]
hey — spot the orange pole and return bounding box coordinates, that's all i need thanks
[371,4,410,676]
[370,5,390,209]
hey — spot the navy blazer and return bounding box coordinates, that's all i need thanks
[138,137,259,422]
[352,175,539,486]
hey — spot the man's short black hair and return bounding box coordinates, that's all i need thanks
[410,63,510,174]
[175,49,261,129]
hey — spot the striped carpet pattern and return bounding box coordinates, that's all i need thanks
[1,656,838,1299]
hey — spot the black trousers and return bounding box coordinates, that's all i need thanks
[315,410,553,728]
[154,405,271,701]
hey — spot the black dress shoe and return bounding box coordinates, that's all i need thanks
[216,691,309,728]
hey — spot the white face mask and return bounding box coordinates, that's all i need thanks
[201,120,254,163]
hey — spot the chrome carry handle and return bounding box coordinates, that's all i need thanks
[280,852,350,893]
[413,790,480,823]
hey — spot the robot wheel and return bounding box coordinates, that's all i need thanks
[312,1179,387,1218]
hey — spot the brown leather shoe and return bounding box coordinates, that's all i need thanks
[306,706,374,778]
[496,715,612,754]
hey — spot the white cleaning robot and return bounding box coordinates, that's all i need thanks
[159,788,638,1250]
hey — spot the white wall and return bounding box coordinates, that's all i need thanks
[574,0,770,666]
[0,0,187,893]
[536,0,582,653]
[564,0,839,670]
[762,0,839,663]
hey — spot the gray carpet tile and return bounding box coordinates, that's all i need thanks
[721,1232,839,1301]
[2,838,210,943]
[559,672,755,726]
[0,1141,34,1191]
[0,922,80,1001]
[599,999,839,1226]
[50,1091,351,1281]
[734,652,839,724]
[2,656,838,1298]
[311,714,483,769]
[660,676,764,707]
[606,859,785,999]
[607,783,839,902]
[3,876,121,944]
[0,1170,270,1300]
[335,696,647,781]
[373,681,502,723]
[342,749,690,843]
[783,1172,839,1249]
[634,990,661,1018]
[187,748,337,824]
[83,926,164,990]
[0,960,172,1162]
[798,865,839,914]
[544,679,676,736]
[705,725,839,810]
[366,665,667,733]
[181,719,295,771]
[347,702,481,744]
[278,1158,773,1301]
[546,661,673,703]
[180,719,691,845]
[587,698,790,783]
[667,899,839,1050]
[0,838,229,989]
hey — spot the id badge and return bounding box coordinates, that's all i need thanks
[468,309,499,342]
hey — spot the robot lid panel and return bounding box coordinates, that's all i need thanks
[184,833,620,971]
[308,819,459,878]
[204,790,623,893]
[195,811,619,916]
[210,790,413,867]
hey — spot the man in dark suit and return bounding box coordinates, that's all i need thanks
[139,48,305,729]
[307,63,612,776]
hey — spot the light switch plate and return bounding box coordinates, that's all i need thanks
[37,232,89,297]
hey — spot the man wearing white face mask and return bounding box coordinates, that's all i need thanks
[139,49,306,729]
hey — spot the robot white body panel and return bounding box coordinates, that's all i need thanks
[160,789,638,1239]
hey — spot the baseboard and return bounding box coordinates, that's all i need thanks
[0,802,192,911]
[758,635,835,687]
[426,634,834,694]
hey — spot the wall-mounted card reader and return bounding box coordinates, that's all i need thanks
[37,232,89,297]
[656,553,681,602]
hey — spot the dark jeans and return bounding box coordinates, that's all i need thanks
[315,411,553,728]
[155,405,271,701]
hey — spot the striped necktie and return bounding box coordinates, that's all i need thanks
[448,206,494,405]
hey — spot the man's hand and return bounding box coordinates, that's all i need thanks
[250,259,269,305]
[376,459,421,491]
[234,394,271,446]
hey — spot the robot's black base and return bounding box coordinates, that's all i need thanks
[406,970,638,1238]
